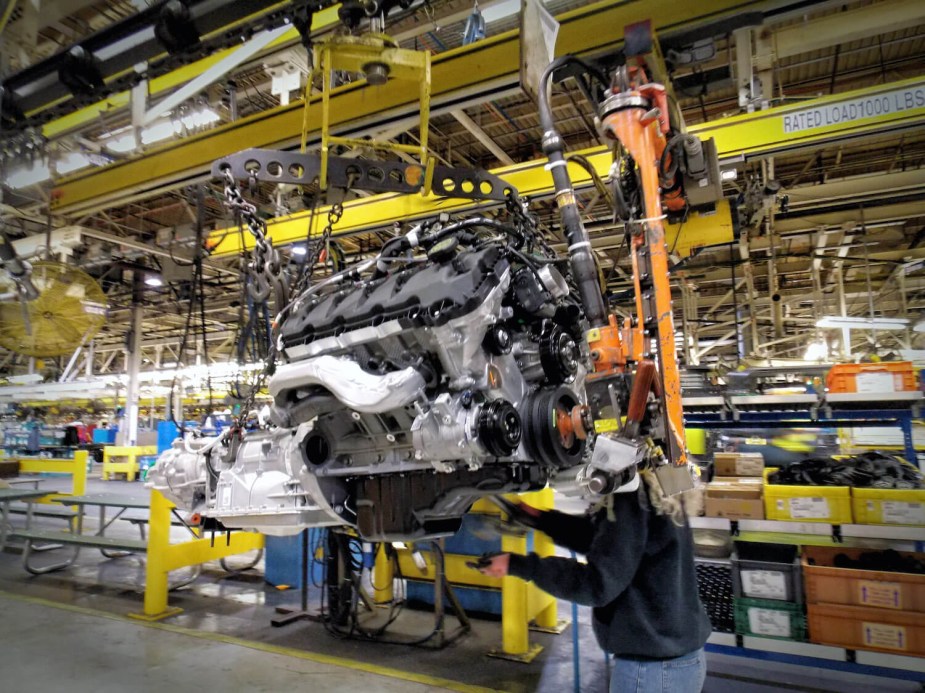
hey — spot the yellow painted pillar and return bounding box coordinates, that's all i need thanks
[500,529,529,655]
[126,450,137,482]
[131,489,183,620]
[72,451,88,497]
[373,544,394,605]
[526,487,558,630]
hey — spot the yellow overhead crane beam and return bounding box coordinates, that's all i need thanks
[50,0,783,215]
[203,75,925,258]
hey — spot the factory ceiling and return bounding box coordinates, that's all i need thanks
[0,0,924,388]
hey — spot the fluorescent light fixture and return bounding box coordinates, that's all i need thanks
[57,152,92,175]
[178,107,220,130]
[720,169,738,181]
[144,275,164,287]
[803,341,828,361]
[481,0,519,23]
[142,120,176,144]
[816,316,910,330]
[291,245,307,256]
[102,108,221,153]
[104,133,137,153]
[7,160,50,189]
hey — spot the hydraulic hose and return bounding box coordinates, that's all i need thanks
[538,58,607,328]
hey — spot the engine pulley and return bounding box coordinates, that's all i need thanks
[522,386,586,469]
[540,327,580,384]
[477,399,522,457]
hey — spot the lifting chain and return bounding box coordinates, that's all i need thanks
[293,200,343,296]
[220,171,348,428]
[221,169,291,428]
[222,169,290,309]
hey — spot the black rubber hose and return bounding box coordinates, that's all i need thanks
[538,58,607,328]
[374,217,525,279]
[423,217,525,248]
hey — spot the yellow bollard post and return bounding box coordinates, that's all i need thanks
[129,489,183,621]
[525,487,565,633]
[489,514,543,662]
[72,450,88,497]
[373,544,394,605]
[126,449,137,482]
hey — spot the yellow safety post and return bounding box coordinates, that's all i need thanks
[102,445,157,481]
[17,450,88,502]
[489,487,568,661]
[495,526,540,662]
[373,544,394,605]
[523,487,563,634]
[129,489,264,621]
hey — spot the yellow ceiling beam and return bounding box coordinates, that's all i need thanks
[51,0,776,214]
[206,75,925,257]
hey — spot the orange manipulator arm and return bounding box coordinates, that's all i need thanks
[598,73,687,466]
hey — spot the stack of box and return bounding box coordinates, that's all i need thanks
[804,546,925,656]
[705,452,765,520]
[732,542,806,642]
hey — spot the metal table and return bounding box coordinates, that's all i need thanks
[0,488,48,552]
[56,494,152,555]
[6,477,45,489]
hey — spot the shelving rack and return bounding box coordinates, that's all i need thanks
[686,391,925,681]
[684,391,923,468]
[693,521,925,679]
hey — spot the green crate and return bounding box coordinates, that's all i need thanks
[734,597,806,641]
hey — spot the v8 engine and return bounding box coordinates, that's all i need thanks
[151,210,600,540]
[150,44,713,541]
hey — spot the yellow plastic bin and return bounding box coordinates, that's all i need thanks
[763,468,853,524]
[851,487,925,526]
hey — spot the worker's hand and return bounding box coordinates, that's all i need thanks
[477,553,510,578]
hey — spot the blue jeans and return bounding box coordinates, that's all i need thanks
[609,647,706,693]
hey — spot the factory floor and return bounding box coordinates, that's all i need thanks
[1,474,922,693]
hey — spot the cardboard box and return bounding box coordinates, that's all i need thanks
[802,546,925,612]
[714,452,765,477]
[705,479,765,520]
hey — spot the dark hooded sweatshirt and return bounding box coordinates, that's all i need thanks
[507,485,712,659]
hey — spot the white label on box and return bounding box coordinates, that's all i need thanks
[788,497,830,519]
[735,459,764,476]
[862,622,907,651]
[748,608,792,638]
[880,501,925,525]
[741,570,788,600]
[858,580,903,609]
[855,371,896,393]
[220,485,232,508]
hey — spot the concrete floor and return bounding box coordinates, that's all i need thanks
[1,473,923,692]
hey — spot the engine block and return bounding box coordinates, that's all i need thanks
[150,213,603,540]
